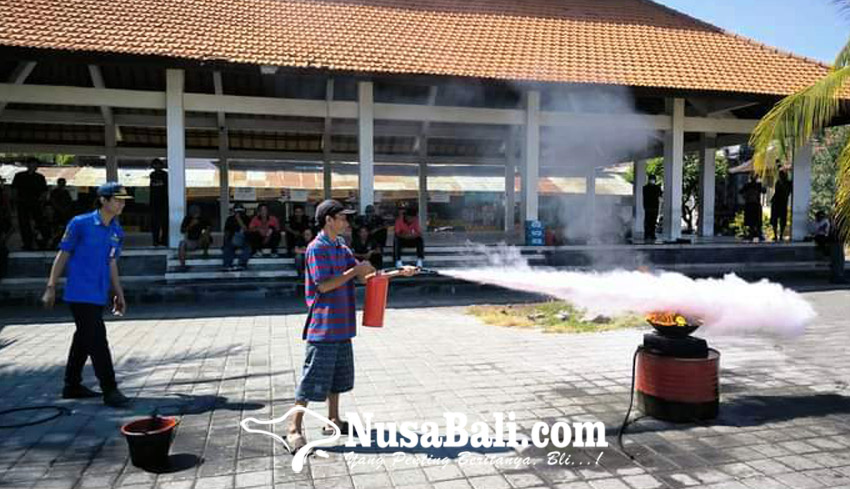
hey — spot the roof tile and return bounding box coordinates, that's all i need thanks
[0,0,830,95]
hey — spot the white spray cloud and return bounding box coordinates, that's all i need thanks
[443,246,816,337]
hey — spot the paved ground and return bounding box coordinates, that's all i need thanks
[0,288,849,489]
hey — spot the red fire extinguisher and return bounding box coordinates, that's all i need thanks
[362,268,433,328]
[362,271,394,328]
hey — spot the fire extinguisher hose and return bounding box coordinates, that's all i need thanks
[617,345,644,460]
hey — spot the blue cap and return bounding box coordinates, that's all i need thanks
[97,182,132,199]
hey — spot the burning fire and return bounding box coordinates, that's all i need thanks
[646,311,691,327]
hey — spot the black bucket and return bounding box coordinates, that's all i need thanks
[121,416,178,470]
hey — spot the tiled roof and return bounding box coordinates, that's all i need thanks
[0,0,830,96]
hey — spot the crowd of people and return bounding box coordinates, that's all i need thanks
[177,200,427,274]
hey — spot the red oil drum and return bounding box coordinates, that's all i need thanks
[636,348,720,422]
[362,273,390,327]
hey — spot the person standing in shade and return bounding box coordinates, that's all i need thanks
[285,199,416,453]
[0,176,12,279]
[828,211,847,284]
[12,159,48,250]
[740,173,766,241]
[49,178,74,231]
[770,168,792,242]
[642,175,662,242]
[149,159,169,246]
[41,182,132,408]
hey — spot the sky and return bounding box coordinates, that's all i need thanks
[655,0,849,64]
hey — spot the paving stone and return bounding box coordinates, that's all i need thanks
[0,292,848,489]
[621,474,663,489]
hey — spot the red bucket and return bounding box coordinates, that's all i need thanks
[121,416,179,470]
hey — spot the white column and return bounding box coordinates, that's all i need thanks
[219,158,229,231]
[524,90,541,222]
[104,125,117,181]
[217,126,229,232]
[88,65,118,182]
[791,143,813,241]
[633,159,647,240]
[698,133,717,237]
[166,69,186,248]
[662,98,685,241]
[418,163,427,231]
[504,127,518,233]
[417,86,437,233]
[213,71,229,230]
[323,78,334,200]
[586,169,597,241]
[357,81,374,212]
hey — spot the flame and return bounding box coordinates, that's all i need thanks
[646,311,690,327]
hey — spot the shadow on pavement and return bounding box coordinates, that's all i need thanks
[623,393,850,435]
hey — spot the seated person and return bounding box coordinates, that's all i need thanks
[39,202,64,250]
[284,204,313,257]
[222,203,251,271]
[178,204,212,268]
[352,225,383,270]
[393,207,424,268]
[357,204,389,249]
[248,203,282,256]
[293,228,314,277]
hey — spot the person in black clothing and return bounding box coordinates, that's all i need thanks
[0,176,12,279]
[827,210,847,284]
[357,204,388,249]
[222,204,251,270]
[178,205,211,268]
[40,203,64,250]
[149,158,169,246]
[642,175,662,242]
[11,159,48,250]
[770,168,792,242]
[292,227,314,277]
[49,178,74,234]
[352,225,383,270]
[284,205,313,257]
[740,174,766,241]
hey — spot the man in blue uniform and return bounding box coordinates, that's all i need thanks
[42,182,132,408]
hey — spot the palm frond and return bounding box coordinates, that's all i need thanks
[834,37,850,68]
[835,136,850,242]
[750,66,850,175]
[834,1,850,67]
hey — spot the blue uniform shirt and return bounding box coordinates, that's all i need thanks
[59,210,124,306]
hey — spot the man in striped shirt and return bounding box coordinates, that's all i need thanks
[286,200,415,453]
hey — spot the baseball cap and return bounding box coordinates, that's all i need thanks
[315,199,355,225]
[97,182,133,200]
[233,203,246,212]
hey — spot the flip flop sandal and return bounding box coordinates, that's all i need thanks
[285,432,307,454]
[321,421,349,436]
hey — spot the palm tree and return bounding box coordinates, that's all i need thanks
[750,4,850,240]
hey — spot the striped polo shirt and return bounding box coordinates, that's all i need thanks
[305,230,357,342]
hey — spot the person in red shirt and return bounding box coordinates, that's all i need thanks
[393,207,424,268]
[247,203,282,257]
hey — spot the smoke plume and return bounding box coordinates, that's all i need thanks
[443,246,816,337]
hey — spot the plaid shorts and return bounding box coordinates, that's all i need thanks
[295,340,354,402]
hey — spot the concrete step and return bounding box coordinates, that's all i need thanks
[167,256,295,267]
[164,269,298,283]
